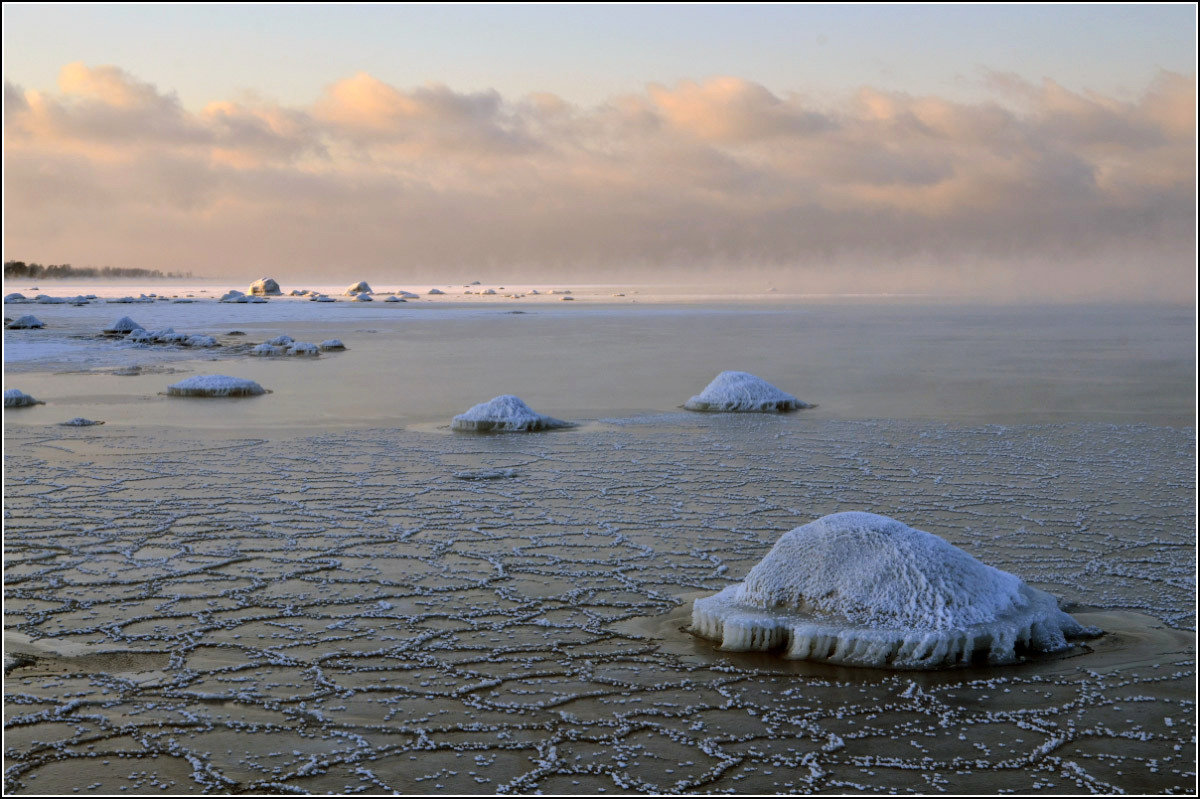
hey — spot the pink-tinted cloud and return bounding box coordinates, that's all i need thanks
[3,63,1194,299]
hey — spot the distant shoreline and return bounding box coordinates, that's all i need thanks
[3,261,194,281]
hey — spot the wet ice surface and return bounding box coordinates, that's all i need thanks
[3,416,1195,794]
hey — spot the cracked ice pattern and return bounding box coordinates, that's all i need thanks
[3,417,1195,794]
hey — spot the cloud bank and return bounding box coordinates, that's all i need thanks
[4,64,1195,299]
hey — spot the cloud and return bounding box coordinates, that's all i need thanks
[3,64,1194,299]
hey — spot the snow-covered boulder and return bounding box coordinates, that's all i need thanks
[7,315,44,329]
[102,317,144,335]
[383,295,404,302]
[35,295,67,304]
[398,291,419,298]
[351,293,373,302]
[311,294,335,302]
[318,339,346,351]
[691,512,1100,669]
[219,290,246,303]
[4,292,28,303]
[481,288,497,295]
[4,389,44,408]
[249,278,282,296]
[184,335,218,348]
[166,375,267,397]
[265,335,294,347]
[250,343,285,356]
[684,371,811,413]
[427,288,445,295]
[345,281,372,295]
[451,395,572,433]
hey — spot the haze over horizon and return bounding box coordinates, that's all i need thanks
[3,5,1195,301]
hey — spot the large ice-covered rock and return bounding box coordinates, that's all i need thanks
[249,277,282,296]
[102,317,144,335]
[684,371,811,413]
[4,292,28,303]
[345,281,372,295]
[691,512,1099,669]
[451,395,572,433]
[7,315,44,329]
[4,389,44,408]
[166,375,267,397]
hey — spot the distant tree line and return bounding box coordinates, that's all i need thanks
[3,261,193,280]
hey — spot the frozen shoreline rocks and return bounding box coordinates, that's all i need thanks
[249,277,282,296]
[684,371,812,412]
[4,389,44,408]
[451,395,573,433]
[6,315,44,329]
[691,512,1100,669]
[166,375,267,397]
[345,281,372,295]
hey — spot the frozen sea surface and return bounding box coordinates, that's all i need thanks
[3,416,1194,794]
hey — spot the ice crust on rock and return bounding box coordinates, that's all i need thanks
[249,278,282,295]
[7,315,45,329]
[319,339,345,350]
[691,511,1100,669]
[166,375,267,397]
[451,395,573,433]
[4,389,44,408]
[684,370,811,413]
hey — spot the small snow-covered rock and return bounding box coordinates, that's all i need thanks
[6,315,44,329]
[4,389,44,408]
[351,293,373,302]
[427,288,445,295]
[184,335,218,348]
[250,343,286,356]
[684,371,811,413]
[265,335,294,347]
[345,281,373,295]
[383,295,404,302]
[311,294,335,302]
[219,290,246,303]
[249,277,282,296]
[4,292,28,303]
[103,317,144,335]
[451,395,572,433]
[286,342,320,356]
[166,375,267,397]
[318,339,346,351]
[60,418,104,426]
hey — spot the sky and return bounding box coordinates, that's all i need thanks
[2,3,1196,298]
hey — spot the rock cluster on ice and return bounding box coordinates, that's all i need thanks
[4,389,44,408]
[166,375,267,397]
[126,328,217,347]
[249,278,283,296]
[691,511,1099,669]
[6,315,44,329]
[345,281,372,295]
[451,395,572,433]
[684,371,811,413]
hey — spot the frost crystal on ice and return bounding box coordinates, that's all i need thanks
[691,511,1100,669]
[166,375,267,397]
[684,371,811,412]
[451,395,572,433]
[4,389,44,408]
